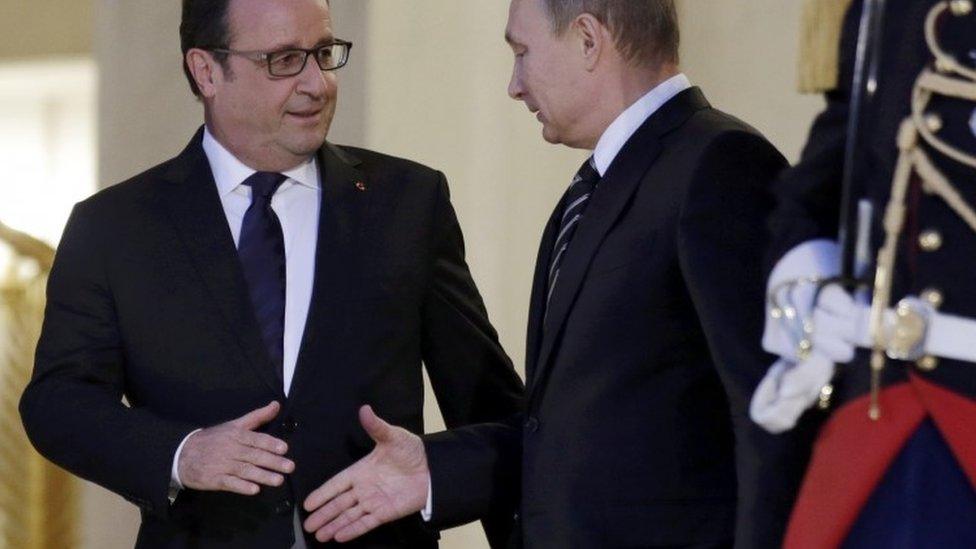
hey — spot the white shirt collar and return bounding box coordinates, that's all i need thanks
[591,73,692,177]
[202,126,320,196]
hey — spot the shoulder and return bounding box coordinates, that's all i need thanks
[681,108,786,169]
[72,156,179,221]
[332,144,445,187]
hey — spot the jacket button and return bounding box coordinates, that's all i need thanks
[282,418,299,434]
[524,417,539,433]
[951,0,973,17]
[918,229,943,252]
[274,499,293,515]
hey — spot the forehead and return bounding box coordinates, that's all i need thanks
[227,0,333,48]
[505,0,547,46]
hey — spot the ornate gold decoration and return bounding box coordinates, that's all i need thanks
[0,223,77,549]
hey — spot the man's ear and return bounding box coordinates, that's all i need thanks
[572,13,607,71]
[186,48,220,98]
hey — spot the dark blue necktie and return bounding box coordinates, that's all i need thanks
[547,158,600,307]
[238,172,287,382]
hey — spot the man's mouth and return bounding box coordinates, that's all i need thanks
[287,108,323,120]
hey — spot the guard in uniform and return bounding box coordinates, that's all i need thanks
[751,0,976,547]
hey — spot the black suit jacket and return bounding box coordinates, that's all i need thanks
[20,129,524,548]
[426,88,815,548]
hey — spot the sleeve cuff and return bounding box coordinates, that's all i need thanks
[168,428,202,502]
[420,473,433,522]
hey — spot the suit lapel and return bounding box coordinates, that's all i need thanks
[528,87,711,399]
[287,142,370,404]
[159,128,285,398]
[525,204,562,388]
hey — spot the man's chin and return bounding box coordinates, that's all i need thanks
[541,126,563,145]
[283,130,329,157]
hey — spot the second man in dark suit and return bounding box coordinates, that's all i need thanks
[303,1,814,548]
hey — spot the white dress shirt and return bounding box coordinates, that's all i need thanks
[169,128,321,482]
[202,127,322,394]
[592,73,692,176]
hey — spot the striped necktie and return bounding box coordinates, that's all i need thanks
[238,171,288,383]
[547,158,600,307]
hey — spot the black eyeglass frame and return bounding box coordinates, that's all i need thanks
[208,39,353,77]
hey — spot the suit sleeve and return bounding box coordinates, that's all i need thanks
[677,131,819,549]
[419,173,525,545]
[19,202,196,517]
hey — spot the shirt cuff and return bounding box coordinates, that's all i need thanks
[420,473,433,522]
[169,428,202,502]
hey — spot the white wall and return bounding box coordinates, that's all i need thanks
[82,1,827,548]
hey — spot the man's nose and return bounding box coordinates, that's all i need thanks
[296,55,329,97]
[508,71,523,100]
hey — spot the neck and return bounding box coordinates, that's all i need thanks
[580,62,680,150]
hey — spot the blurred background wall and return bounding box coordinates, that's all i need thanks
[0,1,825,547]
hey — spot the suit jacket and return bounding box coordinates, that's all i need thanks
[19,129,524,548]
[766,2,976,546]
[425,88,815,548]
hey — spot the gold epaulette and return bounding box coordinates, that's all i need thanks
[798,0,855,94]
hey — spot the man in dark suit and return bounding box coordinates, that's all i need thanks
[18,0,523,547]
[301,1,814,548]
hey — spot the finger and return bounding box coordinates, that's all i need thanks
[233,401,281,430]
[304,490,358,532]
[304,469,354,512]
[217,474,261,495]
[817,285,853,315]
[232,460,285,487]
[359,405,394,444]
[334,513,383,543]
[238,446,295,474]
[314,504,367,543]
[239,431,288,455]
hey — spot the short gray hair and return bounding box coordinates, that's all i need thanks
[541,0,679,66]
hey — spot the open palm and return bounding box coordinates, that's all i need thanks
[303,405,430,543]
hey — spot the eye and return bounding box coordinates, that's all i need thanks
[271,51,303,70]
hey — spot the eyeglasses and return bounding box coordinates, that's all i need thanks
[209,40,353,77]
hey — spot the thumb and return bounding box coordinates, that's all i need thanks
[236,401,281,430]
[360,405,394,445]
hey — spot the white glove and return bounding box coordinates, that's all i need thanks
[753,239,851,434]
[810,284,873,361]
[750,356,834,434]
[751,283,873,433]
[762,240,841,360]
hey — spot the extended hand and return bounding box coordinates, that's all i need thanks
[178,401,294,495]
[303,405,429,543]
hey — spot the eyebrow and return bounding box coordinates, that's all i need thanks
[265,36,336,51]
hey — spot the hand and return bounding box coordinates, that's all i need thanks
[178,401,294,495]
[751,285,866,434]
[303,405,429,543]
[762,239,841,360]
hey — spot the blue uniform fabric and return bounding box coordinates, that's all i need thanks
[844,420,976,549]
